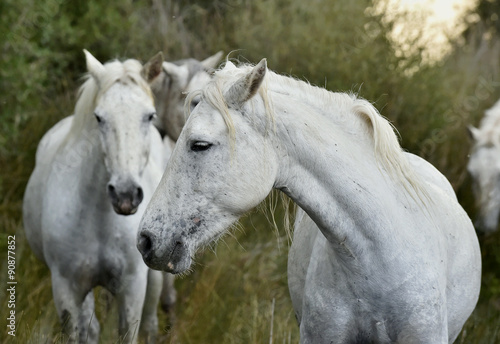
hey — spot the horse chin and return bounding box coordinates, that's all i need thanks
[164,256,192,274]
[142,252,192,274]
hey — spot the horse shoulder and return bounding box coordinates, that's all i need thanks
[23,115,74,262]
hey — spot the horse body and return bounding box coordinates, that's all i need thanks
[23,51,165,343]
[468,99,500,232]
[138,60,481,343]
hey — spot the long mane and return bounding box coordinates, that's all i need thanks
[189,61,427,203]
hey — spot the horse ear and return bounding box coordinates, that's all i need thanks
[84,49,105,83]
[226,58,267,105]
[223,61,237,71]
[467,125,480,141]
[201,51,223,70]
[162,61,189,88]
[142,52,164,84]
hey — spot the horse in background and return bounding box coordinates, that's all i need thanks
[151,51,223,142]
[149,51,223,313]
[468,99,500,233]
[137,59,481,343]
[23,50,165,343]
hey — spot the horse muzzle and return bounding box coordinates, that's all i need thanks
[107,181,144,215]
[137,231,191,274]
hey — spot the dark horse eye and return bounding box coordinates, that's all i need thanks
[191,99,200,110]
[191,141,212,152]
[147,113,157,122]
[94,113,102,123]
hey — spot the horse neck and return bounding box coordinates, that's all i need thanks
[271,93,402,246]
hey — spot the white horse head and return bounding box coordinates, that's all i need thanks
[83,50,163,215]
[467,100,500,232]
[137,59,275,272]
[150,51,223,141]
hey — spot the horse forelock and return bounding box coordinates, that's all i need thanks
[69,59,154,139]
[185,63,274,143]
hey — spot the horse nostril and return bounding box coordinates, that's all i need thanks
[107,184,117,199]
[171,240,184,259]
[138,233,153,257]
[136,187,144,204]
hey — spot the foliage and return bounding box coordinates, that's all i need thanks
[2,0,500,342]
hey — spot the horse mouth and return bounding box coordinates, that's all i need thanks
[137,233,192,274]
[142,253,191,274]
[112,204,138,215]
[113,202,139,215]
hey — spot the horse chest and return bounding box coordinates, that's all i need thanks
[301,250,393,342]
[68,240,137,294]
[300,229,447,343]
[44,192,141,291]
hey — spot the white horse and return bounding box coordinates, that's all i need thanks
[137,60,481,343]
[468,99,500,233]
[23,50,165,343]
[151,51,223,142]
[149,51,223,313]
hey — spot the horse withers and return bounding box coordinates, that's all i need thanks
[23,50,166,343]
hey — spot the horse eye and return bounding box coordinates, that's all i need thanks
[191,141,212,152]
[191,99,200,110]
[147,113,157,122]
[94,113,102,123]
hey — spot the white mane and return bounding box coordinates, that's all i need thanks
[189,62,425,202]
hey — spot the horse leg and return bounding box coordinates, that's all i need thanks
[116,273,147,344]
[160,272,177,315]
[396,309,449,344]
[80,291,100,342]
[51,272,97,343]
[140,269,162,343]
